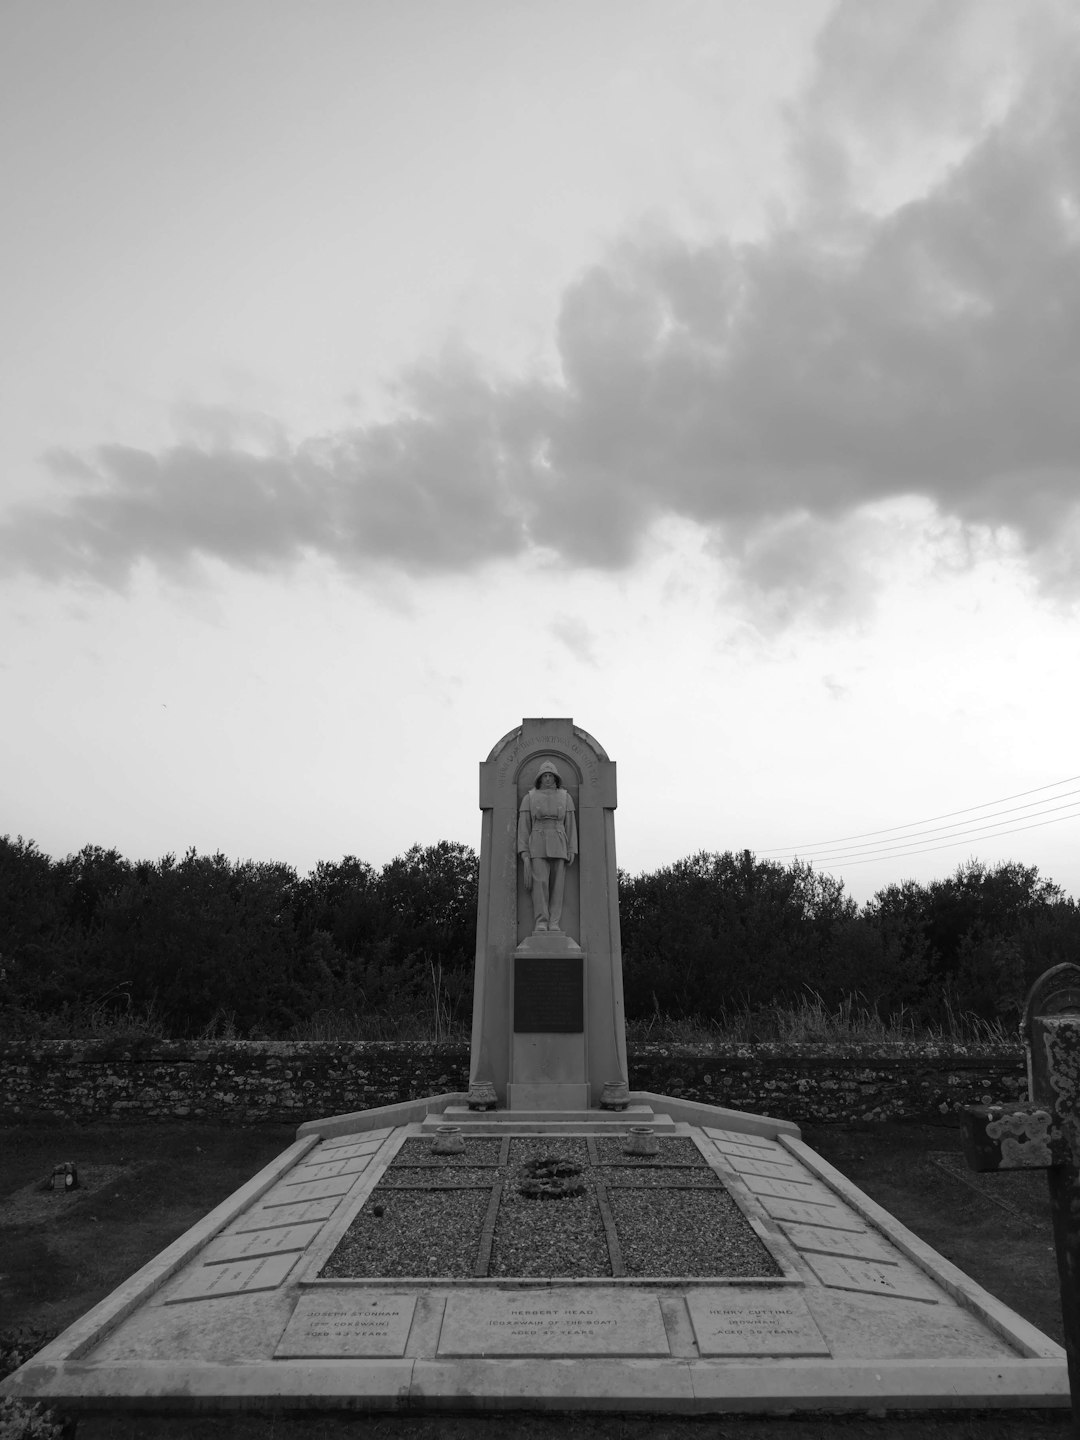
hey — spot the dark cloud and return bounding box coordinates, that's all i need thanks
[8,443,332,587]
[4,1,1080,600]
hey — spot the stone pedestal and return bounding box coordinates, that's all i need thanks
[508,932,588,1110]
[468,719,629,1109]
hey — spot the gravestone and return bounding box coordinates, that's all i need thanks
[468,719,629,1109]
[962,961,1080,1428]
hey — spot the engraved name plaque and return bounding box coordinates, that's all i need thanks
[275,1293,417,1357]
[513,955,584,1033]
[439,1290,668,1356]
[687,1289,830,1356]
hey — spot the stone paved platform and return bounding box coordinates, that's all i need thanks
[1,1096,1069,1417]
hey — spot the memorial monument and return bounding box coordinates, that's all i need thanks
[468,718,628,1111]
[1,718,1070,1420]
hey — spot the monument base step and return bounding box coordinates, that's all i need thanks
[507,1080,590,1111]
[421,1103,678,1135]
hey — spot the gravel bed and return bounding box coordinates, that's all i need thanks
[608,1187,781,1278]
[489,1185,610,1277]
[320,1188,489,1277]
[389,1138,501,1167]
[490,1137,608,1277]
[323,1133,780,1280]
[594,1136,704,1166]
[379,1167,495,1188]
[600,1166,721,1188]
[507,1137,589,1166]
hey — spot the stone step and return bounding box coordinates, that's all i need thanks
[420,1104,679,1135]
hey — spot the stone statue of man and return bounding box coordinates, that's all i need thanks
[517,760,578,933]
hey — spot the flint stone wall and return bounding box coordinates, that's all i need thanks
[0,1039,1025,1125]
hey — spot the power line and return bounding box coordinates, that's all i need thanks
[804,806,1080,868]
[778,793,1080,863]
[796,800,1080,866]
[758,773,1080,855]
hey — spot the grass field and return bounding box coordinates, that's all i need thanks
[0,1119,1070,1440]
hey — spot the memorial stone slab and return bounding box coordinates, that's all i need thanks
[231,1196,342,1232]
[287,1155,371,1183]
[317,1132,391,1154]
[780,1222,897,1264]
[739,1174,837,1203]
[704,1128,774,1147]
[712,1141,796,1164]
[686,1289,831,1356]
[438,1291,670,1357]
[274,1293,417,1358]
[205,1223,324,1264]
[725,1156,806,1180]
[166,1252,298,1304]
[759,1195,867,1231]
[804,1253,939,1302]
[263,1175,357,1205]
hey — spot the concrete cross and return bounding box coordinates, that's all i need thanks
[961,962,1080,1434]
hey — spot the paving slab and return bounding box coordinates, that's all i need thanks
[778,1221,897,1263]
[737,1172,839,1202]
[703,1127,778,1147]
[709,1140,795,1162]
[803,1251,940,1301]
[230,1195,342,1231]
[758,1194,868,1229]
[165,1251,300,1303]
[438,1290,670,1357]
[204,1223,325,1263]
[686,1288,830,1356]
[1,1105,1069,1418]
[315,1129,394,1152]
[286,1154,373,1182]
[723,1155,807,1179]
[275,1292,417,1357]
[261,1174,359,1204]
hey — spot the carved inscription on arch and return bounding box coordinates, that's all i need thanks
[497,734,600,787]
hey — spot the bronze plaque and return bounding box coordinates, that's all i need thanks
[513,955,584,1033]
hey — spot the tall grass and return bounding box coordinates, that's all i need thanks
[284,1009,470,1043]
[624,990,1015,1045]
[1,990,169,1042]
[289,990,1014,1044]
[3,989,1014,1046]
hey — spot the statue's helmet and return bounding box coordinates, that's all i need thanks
[534,759,562,788]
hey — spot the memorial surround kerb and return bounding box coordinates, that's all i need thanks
[469,718,628,1108]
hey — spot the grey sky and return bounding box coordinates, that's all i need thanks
[3,0,1079,902]
[4,3,1078,609]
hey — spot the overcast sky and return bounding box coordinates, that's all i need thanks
[3,0,1080,904]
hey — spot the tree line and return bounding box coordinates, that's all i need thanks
[1,833,1077,1039]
